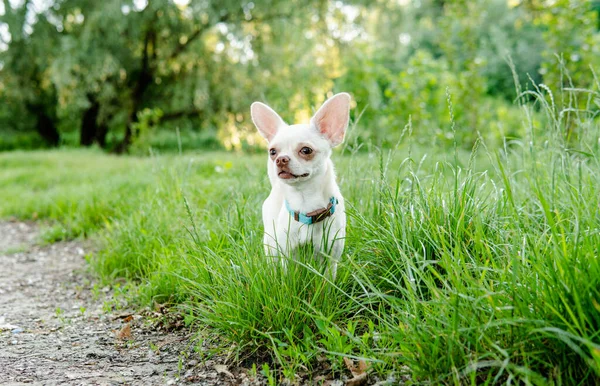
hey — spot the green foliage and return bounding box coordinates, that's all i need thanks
[533,0,600,91]
[0,0,346,150]
[338,49,531,149]
[0,130,48,151]
[1,0,597,152]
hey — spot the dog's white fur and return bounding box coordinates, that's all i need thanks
[250,93,350,278]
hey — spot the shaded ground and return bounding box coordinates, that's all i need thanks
[0,221,261,386]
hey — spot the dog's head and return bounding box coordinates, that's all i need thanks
[251,93,350,185]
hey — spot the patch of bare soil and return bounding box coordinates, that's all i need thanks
[0,221,263,386]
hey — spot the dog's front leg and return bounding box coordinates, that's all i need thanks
[326,237,345,280]
[264,222,299,270]
[319,222,345,280]
[264,230,286,269]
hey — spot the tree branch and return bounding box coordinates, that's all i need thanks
[168,13,230,60]
[166,10,293,61]
[242,11,294,24]
[160,108,204,121]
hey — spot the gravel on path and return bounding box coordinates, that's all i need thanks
[0,221,260,386]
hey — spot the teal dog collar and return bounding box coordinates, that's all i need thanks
[285,197,338,225]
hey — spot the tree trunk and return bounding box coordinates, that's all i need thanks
[114,11,237,154]
[26,103,59,146]
[96,122,109,148]
[80,98,101,146]
[80,96,111,148]
[36,111,60,146]
[116,30,154,154]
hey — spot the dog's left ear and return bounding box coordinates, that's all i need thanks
[311,92,351,147]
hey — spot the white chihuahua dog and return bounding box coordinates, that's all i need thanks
[250,93,350,278]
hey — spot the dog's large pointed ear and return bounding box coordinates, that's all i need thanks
[251,102,286,142]
[310,93,351,147]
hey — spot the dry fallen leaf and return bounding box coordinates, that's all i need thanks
[116,323,131,340]
[154,302,167,313]
[214,364,234,378]
[345,372,368,386]
[357,360,368,374]
[344,357,369,377]
[123,315,134,323]
[112,312,133,320]
[343,357,355,373]
[343,357,369,386]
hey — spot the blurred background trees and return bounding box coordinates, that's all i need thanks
[0,0,598,152]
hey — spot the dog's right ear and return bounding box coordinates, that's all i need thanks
[251,102,286,142]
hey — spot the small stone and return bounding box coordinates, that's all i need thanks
[188,359,198,367]
[10,340,18,345]
[0,321,20,331]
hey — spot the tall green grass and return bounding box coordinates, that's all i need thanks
[1,82,599,384]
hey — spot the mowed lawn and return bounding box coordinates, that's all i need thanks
[1,141,599,384]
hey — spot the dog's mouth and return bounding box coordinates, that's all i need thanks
[278,170,309,180]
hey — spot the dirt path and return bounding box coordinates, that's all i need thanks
[0,221,257,386]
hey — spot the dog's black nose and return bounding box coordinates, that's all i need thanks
[276,155,290,166]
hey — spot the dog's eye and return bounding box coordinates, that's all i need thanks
[300,147,313,155]
[269,148,277,156]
